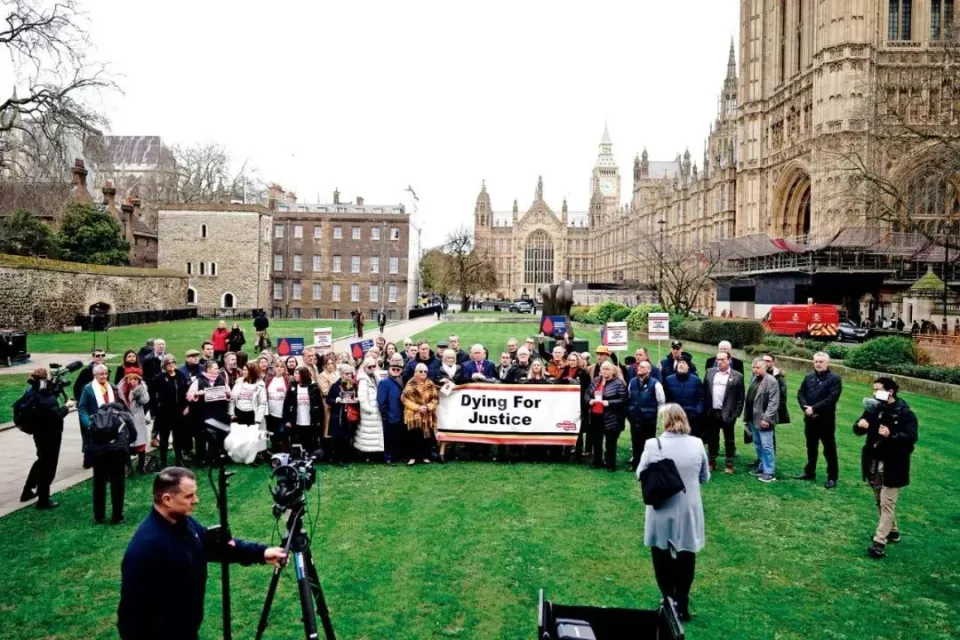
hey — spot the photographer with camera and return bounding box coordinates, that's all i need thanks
[17,367,75,509]
[118,467,286,640]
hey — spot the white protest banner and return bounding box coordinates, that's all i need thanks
[203,386,228,402]
[648,312,670,341]
[605,321,629,351]
[437,384,581,446]
[313,327,333,354]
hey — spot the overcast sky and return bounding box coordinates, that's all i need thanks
[82,0,739,247]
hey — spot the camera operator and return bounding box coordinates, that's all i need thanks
[117,467,286,640]
[19,368,74,509]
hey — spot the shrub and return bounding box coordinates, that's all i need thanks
[882,364,960,385]
[626,304,662,332]
[845,337,918,371]
[674,321,703,343]
[611,307,632,322]
[744,336,814,360]
[571,306,598,324]
[804,340,849,360]
[698,319,765,349]
[593,301,630,325]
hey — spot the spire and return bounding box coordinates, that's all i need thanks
[726,37,736,80]
[601,121,612,146]
[535,175,543,202]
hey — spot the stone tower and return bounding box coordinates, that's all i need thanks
[590,123,621,222]
[474,180,492,253]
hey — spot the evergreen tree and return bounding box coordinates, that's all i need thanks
[56,201,129,265]
[0,209,60,257]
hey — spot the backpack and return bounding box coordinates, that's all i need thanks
[89,402,130,445]
[13,389,38,435]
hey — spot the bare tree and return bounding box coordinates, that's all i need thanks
[433,227,498,312]
[0,0,116,180]
[170,141,266,204]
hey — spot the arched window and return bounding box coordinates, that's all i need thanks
[210,262,218,276]
[199,262,206,276]
[221,292,235,308]
[200,224,208,238]
[187,287,197,305]
[186,262,192,275]
[524,230,554,285]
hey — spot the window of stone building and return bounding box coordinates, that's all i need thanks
[932,0,954,40]
[389,284,397,302]
[200,262,206,276]
[186,262,192,275]
[352,227,361,240]
[332,284,341,301]
[389,256,399,274]
[221,292,235,308]
[888,0,913,40]
[351,284,360,302]
[200,224,208,238]
[294,225,303,239]
[313,255,321,272]
[313,283,322,300]
[332,309,340,319]
[312,308,321,319]
[391,228,400,240]
[275,224,283,238]
[273,282,284,301]
[274,254,283,271]
[370,285,379,302]
[210,262,217,276]
[524,230,554,285]
[332,255,341,272]
[272,306,283,317]
[292,282,302,300]
[371,227,380,240]
[334,226,342,240]
[294,254,303,272]
[187,287,197,305]
[388,309,397,320]
[351,256,360,273]
[314,225,322,239]
[370,256,379,273]
[291,308,301,319]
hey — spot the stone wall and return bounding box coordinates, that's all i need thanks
[157,204,272,310]
[0,254,187,333]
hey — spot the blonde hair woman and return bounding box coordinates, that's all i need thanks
[635,403,710,622]
[401,362,439,466]
[354,357,385,457]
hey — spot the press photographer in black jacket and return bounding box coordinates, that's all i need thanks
[854,378,918,559]
[19,368,73,509]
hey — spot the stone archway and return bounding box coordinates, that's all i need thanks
[771,164,812,240]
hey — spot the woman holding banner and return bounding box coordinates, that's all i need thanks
[401,363,439,466]
[586,361,628,471]
[522,359,553,385]
[560,353,591,461]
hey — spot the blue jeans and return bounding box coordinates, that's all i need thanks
[750,422,776,475]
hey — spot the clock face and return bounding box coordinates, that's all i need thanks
[600,180,614,195]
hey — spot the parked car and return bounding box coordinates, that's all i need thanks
[509,300,536,314]
[761,304,840,339]
[837,320,871,343]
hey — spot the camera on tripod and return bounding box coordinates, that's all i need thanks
[269,445,322,515]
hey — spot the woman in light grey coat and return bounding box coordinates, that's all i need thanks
[636,403,710,621]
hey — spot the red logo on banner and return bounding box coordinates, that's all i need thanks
[556,421,577,432]
[277,338,290,356]
[542,316,554,335]
[351,343,364,360]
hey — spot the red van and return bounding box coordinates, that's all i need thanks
[762,304,840,339]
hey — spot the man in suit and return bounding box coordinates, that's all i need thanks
[702,352,745,474]
[744,358,781,483]
[796,351,843,488]
[461,344,495,382]
[704,340,745,374]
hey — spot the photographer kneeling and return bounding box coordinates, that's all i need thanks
[18,368,74,509]
[118,467,286,640]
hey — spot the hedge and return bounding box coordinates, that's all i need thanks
[882,364,960,385]
[845,337,918,370]
[674,321,703,343]
[593,301,630,325]
[698,320,765,349]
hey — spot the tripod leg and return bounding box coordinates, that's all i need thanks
[293,552,322,640]
[254,563,285,640]
[303,549,337,640]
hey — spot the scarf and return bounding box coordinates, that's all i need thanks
[202,370,220,385]
[94,382,115,407]
[441,363,457,378]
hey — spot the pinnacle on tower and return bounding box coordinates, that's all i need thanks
[601,121,612,146]
[535,175,543,202]
[726,36,736,80]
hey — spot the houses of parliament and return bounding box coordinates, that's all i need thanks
[474,1,960,320]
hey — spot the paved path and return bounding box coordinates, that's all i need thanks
[0,316,444,519]
[0,353,91,376]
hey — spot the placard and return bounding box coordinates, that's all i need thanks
[539,314,568,339]
[203,386,228,402]
[604,321,629,351]
[437,383,582,446]
[276,337,305,357]
[313,327,333,353]
[648,313,671,341]
[350,339,375,361]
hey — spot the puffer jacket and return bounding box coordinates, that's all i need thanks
[663,372,704,421]
[585,376,628,433]
[118,379,150,449]
[354,373,384,452]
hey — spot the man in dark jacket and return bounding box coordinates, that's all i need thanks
[796,351,843,488]
[377,354,407,465]
[461,344,496,381]
[19,368,72,509]
[494,351,520,383]
[118,467,285,640]
[140,339,167,386]
[626,360,665,470]
[72,349,107,403]
[704,340,745,374]
[660,340,698,378]
[702,352,746,473]
[447,334,470,365]
[854,378,918,559]
[625,347,662,383]
[402,341,441,384]
[663,360,704,436]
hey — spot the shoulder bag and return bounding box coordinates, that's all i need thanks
[638,437,686,509]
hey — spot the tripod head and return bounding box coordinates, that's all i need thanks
[269,445,323,515]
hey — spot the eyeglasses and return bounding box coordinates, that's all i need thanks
[389,366,402,370]
[94,353,105,358]
[365,367,375,372]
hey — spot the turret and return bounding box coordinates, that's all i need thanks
[474,180,491,228]
[512,197,519,223]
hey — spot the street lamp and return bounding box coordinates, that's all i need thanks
[658,215,667,303]
[405,186,421,307]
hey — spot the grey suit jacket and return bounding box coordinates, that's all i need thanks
[703,368,745,424]
[744,372,780,427]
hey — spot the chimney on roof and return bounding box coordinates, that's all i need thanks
[267,183,283,211]
[71,159,92,202]
[132,197,143,221]
[286,191,296,205]
[333,188,340,204]
[356,196,364,206]
[102,180,117,213]
[121,199,135,246]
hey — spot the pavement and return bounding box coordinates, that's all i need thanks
[0,316,442,519]
[0,353,92,377]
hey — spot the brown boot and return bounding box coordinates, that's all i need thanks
[724,465,735,475]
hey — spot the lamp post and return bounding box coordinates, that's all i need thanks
[405,186,421,308]
[657,215,666,305]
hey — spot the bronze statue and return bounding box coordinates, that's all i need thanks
[540,279,575,339]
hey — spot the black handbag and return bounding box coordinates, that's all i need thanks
[638,437,686,509]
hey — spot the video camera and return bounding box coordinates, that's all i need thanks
[269,446,322,515]
[47,360,83,397]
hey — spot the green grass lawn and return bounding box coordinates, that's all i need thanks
[25,318,356,359]
[0,320,957,639]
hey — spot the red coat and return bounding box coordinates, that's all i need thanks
[211,328,230,352]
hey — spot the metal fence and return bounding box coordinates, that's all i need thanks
[73,308,199,330]
[408,305,443,320]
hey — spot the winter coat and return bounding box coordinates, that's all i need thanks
[853,398,918,488]
[119,379,150,450]
[72,362,96,403]
[115,362,141,385]
[19,382,68,433]
[282,383,324,441]
[179,363,202,383]
[228,328,246,352]
[229,379,267,425]
[141,352,166,385]
[401,378,440,435]
[85,400,137,462]
[354,373,385,452]
[150,370,187,418]
[402,352,441,385]
[628,375,666,423]
[78,381,120,430]
[188,376,231,427]
[325,380,359,439]
[211,328,230,352]
[664,373,704,422]
[660,352,698,378]
[377,375,405,425]
[797,369,843,426]
[493,363,521,384]
[585,376,628,433]
[743,373,780,428]
[772,369,790,424]
[625,362,662,383]
[434,363,465,387]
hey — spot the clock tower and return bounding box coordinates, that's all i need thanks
[590,123,620,223]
